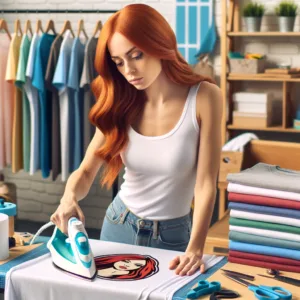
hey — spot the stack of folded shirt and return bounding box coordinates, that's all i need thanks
[226,163,300,273]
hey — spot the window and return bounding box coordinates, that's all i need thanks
[176,0,213,65]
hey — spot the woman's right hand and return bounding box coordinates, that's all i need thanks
[50,193,85,235]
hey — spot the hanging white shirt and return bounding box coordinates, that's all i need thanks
[24,33,40,175]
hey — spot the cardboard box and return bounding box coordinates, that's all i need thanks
[229,58,266,74]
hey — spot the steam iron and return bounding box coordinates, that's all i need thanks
[30,217,97,281]
[47,217,97,281]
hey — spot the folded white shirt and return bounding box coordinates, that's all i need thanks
[228,183,300,201]
[229,225,300,243]
[230,209,300,228]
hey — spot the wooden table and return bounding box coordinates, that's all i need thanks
[191,262,300,299]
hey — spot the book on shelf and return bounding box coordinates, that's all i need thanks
[229,72,300,78]
[265,68,300,74]
[233,92,272,104]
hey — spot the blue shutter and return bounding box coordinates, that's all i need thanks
[175,0,215,65]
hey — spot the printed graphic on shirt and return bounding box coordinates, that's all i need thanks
[95,254,159,281]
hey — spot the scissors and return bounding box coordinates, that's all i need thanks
[258,270,300,287]
[224,273,292,300]
[187,280,221,299]
[187,280,239,299]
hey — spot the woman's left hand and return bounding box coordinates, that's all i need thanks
[169,251,205,276]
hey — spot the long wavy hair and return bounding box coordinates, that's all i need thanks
[90,3,215,189]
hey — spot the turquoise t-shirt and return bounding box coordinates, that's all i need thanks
[32,33,56,178]
[68,38,85,171]
[15,35,31,173]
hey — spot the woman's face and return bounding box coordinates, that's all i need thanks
[108,32,162,90]
[114,259,146,271]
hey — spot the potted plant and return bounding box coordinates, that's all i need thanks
[243,2,265,32]
[275,1,298,32]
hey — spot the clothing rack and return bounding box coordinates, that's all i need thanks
[1,8,120,201]
[1,10,118,13]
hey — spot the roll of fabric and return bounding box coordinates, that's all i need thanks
[230,225,300,243]
[230,209,300,227]
[227,163,300,194]
[229,250,300,266]
[230,217,300,234]
[229,202,300,219]
[229,231,300,250]
[228,183,300,201]
[228,192,300,210]
[228,256,300,273]
[229,240,300,260]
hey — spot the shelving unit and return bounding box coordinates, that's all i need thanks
[220,0,300,147]
[218,0,300,219]
[228,31,300,37]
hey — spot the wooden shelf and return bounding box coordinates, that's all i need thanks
[228,125,300,133]
[227,74,300,82]
[228,31,300,37]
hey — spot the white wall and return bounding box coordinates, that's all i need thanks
[1,0,300,228]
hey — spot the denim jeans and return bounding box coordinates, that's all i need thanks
[100,193,192,252]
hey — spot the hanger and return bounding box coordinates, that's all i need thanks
[60,20,75,37]
[35,19,44,34]
[92,20,102,37]
[45,19,56,35]
[0,19,11,39]
[24,20,33,37]
[77,19,88,40]
[14,19,23,36]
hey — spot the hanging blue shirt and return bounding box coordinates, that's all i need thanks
[32,33,56,178]
[67,38,85,171]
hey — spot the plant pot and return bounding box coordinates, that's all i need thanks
[244,17,262,32]
[278,16,295,32]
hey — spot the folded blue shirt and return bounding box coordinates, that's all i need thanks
[229,240,300,260]
[229,202,300,219]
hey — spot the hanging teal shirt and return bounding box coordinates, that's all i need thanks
[15,35,31,173]
[32,33,56,178]
[68,38,85,171]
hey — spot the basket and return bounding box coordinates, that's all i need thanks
[229,58,266,74]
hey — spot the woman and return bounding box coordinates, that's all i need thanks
[51,3,223,277]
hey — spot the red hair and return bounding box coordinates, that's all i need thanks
[95,254,159,280]
[90,3,215,189]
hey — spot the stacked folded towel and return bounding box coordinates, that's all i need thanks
[226,163,300,273]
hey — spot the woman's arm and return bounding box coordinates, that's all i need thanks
[51,127,105,233]
[62,127,106,202]
[169,81,223,276]
[187,81,223,256]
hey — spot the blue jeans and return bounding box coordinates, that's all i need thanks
[100,193,192,252]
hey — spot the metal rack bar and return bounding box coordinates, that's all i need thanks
[1,10,118,13]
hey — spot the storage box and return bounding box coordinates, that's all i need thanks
[232,91,282,127]
[233,109,282,127]
[229,58,266,74]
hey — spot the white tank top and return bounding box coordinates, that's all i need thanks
[119,82,202,220]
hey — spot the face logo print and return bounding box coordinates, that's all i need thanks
[95,254,159,280]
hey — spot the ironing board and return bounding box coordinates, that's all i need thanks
[0,239,227,299]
